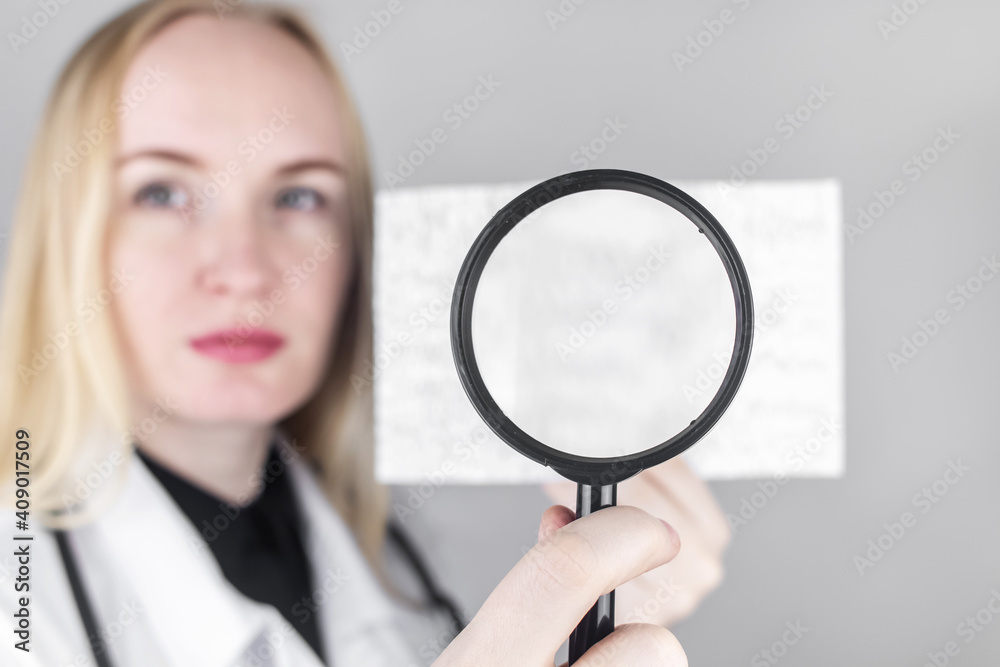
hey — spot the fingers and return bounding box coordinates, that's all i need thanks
[615,473,727,625]
[540,461,731,630]
[537,506,712,627]
[571,623,688,667]
[538,504,575,542]
[614,550,722,629]
[452,505,681,665]
[633,457,731,552]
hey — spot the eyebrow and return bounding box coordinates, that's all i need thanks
[276,158,346,177]
[115,149,346,176]
[115,149,202,169]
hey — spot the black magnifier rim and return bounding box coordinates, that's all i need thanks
[450,169,754,486]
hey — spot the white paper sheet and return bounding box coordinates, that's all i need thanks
[372,179,844,484]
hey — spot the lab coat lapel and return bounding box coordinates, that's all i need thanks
[286,451,421,667]
[97,451,325,667]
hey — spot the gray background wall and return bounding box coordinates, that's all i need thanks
[3,1,998,664]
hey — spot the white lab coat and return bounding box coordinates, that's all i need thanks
[0,442,456,667]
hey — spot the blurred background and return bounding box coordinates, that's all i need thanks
[2,1,998,664]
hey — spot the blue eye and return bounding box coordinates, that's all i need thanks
[135,182,187,209]
[276,187,326,211]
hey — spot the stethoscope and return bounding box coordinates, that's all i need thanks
[53,520,465,667]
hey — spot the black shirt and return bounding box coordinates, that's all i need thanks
[135,441,327,664]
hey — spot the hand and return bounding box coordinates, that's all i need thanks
[434,505,687,667]
[543,456,731,628]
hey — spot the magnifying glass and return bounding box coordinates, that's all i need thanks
[450,169,753,664]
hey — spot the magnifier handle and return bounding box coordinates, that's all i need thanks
[567,482,618,665]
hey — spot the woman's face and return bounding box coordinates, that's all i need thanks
[109,15,354,425]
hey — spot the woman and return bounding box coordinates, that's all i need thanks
[0,1,729,664]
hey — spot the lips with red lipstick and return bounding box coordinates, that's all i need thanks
[190,328,285,363]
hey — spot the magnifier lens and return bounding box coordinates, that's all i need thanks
[470,188,735,460]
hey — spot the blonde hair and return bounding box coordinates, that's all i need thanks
[0,0,396,591]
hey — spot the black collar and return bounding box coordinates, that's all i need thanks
[135,440,327,664]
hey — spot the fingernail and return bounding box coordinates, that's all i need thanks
[660,518,681,549]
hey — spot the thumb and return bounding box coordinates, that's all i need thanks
[537,504,576,543]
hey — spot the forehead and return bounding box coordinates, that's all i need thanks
[117,13,343,166]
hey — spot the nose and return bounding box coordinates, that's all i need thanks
[197,205,273,297]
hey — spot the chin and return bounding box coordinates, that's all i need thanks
[168,379,316,425]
